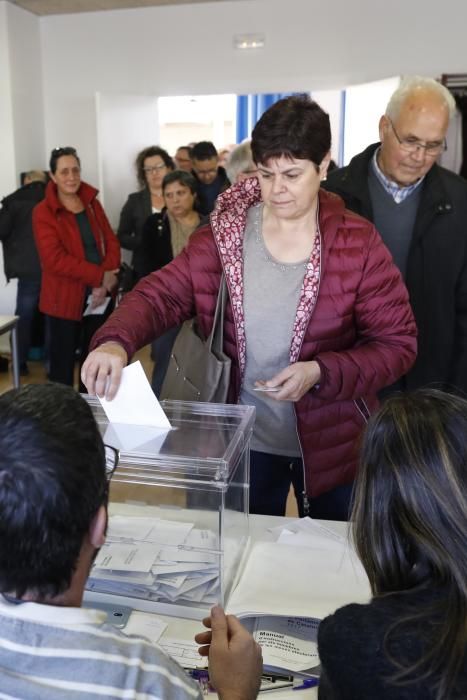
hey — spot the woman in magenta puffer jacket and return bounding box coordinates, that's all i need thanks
[82,97,417,520]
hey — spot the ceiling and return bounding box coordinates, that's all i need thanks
[8,0,236,16]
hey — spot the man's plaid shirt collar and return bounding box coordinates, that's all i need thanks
[371,148,424,204]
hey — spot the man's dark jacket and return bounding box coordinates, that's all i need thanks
[323,143,467,393]
[192,166,230,216]
[0,181,46,281]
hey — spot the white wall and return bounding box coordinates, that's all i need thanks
[7,1,45,176]
[39,0,467,187]
[96,92,159,228]
[0,3,16,197]
[3,0,467,311]
[343,77,401,163]
[0,1,45,313]
[311,90,343,165]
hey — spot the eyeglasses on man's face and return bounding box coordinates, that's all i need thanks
[388,119,447,157]
[104,444,119,481]
[144,164,167,173]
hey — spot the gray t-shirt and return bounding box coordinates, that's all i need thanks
[239,204,307,457]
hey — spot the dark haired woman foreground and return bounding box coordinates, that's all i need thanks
[82,95,416,520]
[318,389,467,699]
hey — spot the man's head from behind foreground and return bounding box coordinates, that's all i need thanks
[190,141,219,184]
[378,76,455,187]
[0,383,108,600]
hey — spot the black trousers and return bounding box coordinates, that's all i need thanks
[249,450,353,521]
[47,302,113,391]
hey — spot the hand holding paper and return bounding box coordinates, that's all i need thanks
[195,606,263,700]
[81,341,128,399]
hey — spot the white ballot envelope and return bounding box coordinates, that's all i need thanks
[98,361,171,430]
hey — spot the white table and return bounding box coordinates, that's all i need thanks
[0,315,20,388]
[86,514,361,699]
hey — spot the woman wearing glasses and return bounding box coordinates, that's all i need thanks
[117,146,174,282]
[32,147,120,390]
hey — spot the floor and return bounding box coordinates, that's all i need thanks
[0,343,153,394]
[0,343,298,517]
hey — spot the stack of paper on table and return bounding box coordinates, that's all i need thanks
[87,515,220,606]
[226,519,371,676]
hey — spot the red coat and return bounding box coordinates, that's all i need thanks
[91,181,417,497]
[33,180,121,321]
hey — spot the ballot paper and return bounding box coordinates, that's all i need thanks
[98,361,171,429]
[87,514,221,606]
[108,517,193,546]
[269,517,349,552]
[83,295,111,316]
[94,543,159,573]
[160,638,208,669]
[103,422,170,453]
[123,611,167,643]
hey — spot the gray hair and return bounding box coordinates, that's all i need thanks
[386,76,456,121]
[25,170,47,183]
[226,141,255,183]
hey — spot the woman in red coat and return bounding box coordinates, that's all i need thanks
[33,147,120,389]
[82,97,417,520]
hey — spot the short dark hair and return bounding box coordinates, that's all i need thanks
[0,383,107,599]
[251,95,331,169]
[49,147,80,174]
[162,169,198,195]
[135,146,174,188]
[190,141,218,162]
[352,389,467,700]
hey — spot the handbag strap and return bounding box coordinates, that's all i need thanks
[208,274,227,355]
[88,202,106,258]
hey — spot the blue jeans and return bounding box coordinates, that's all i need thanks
[249,450,353,521]
[15,279,41,366]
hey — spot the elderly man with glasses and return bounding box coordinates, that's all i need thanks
[324,76,467,396]
[0,383,262,700]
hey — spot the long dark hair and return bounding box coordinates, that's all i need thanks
[352,389,467,699]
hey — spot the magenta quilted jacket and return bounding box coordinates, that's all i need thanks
[91,180,417,497]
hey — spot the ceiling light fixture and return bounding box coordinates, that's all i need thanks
[233,34,265,50]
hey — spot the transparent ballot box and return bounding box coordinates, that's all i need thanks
[83,397,254,618]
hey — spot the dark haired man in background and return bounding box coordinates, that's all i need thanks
[190,141,230,215]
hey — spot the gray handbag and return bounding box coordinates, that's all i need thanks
[160,276,231,402]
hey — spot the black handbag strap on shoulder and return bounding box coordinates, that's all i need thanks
[208,275,228,356]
